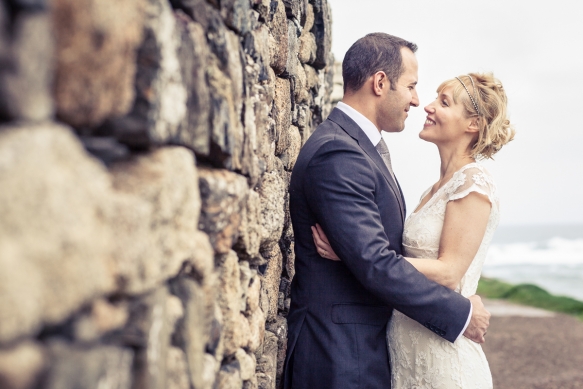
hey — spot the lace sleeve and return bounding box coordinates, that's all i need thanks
[446,165,498,205]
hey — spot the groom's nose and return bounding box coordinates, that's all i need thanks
[411,89,419,107]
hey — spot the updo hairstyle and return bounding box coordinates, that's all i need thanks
[437,73,515,159]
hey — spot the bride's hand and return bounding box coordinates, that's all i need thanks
[311,223,341,261]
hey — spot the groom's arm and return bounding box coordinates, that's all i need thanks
[304,140,471,342]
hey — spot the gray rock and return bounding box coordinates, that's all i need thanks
[235,189,262,261]
[266,316,287,387]
[0,123,116,343]
[258,170,286,249]
[0,341,45,389]
[198,168,249,254]
[215,360,243,389]
[217,251,248,356]
[310,0,332,69]
[169,277,208,389]
[268,0,288,75]
[52,0,143,128]
[44,340,133,389]
[282,0,307,22]
[174,12,211,156]
[73,299,129,343]
[0,8,54,122]
[239,261,254,313]
[277,125,301,171]
[166,347,189,389]
[110,147,200,295]
[220,0,251,34]
[273,77,292,156]
[202,353,219,389]
[246,304,265,354]
[235,348,256,381]
[256,330,278,389]
[107,0,187,148]
[260,245,283,322]
[298,31,316,65]
[282,19,300,79]
[123,287,171,389]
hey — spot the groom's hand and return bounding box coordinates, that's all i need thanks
[464,295,491,343]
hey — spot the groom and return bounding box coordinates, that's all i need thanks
[283,33,490,389]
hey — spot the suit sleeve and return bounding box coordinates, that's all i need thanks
[304,140,471,342]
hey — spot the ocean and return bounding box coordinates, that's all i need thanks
[483,224,583,301]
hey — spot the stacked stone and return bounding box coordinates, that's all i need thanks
[0,0,333,388]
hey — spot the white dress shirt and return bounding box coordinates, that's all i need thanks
[334,101,472,340]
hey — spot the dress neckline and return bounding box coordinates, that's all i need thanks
[410,162,481,216]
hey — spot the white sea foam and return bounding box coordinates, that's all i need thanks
[482,237,583,301]
[485,237,583,266]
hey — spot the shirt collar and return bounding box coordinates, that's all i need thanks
[336,101,382,147]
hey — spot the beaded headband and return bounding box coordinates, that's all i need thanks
[455,75,481,116]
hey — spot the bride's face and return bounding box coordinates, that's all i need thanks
[419,86,471,145]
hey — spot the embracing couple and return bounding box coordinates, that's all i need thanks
[282,32,515,389]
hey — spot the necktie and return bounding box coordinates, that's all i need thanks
[375,137,396,181]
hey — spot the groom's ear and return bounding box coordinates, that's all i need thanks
[372,71,390,96]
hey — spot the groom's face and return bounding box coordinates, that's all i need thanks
[379,48,419,133]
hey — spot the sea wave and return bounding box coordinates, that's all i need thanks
[485,237,583,266]
[483,237,583,300]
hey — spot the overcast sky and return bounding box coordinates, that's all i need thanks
[330,0,583,226]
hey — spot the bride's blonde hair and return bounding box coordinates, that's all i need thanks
[437,73,515,160]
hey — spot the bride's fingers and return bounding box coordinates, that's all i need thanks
[315,223,330,245]
[312,227,327,250]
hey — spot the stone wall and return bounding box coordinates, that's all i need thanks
[0,0,333,388]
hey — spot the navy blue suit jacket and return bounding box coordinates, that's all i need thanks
[282,108,471,389]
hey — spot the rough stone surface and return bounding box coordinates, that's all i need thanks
[266,316,288,388]
[258,171,286,249]
[110,147,200,294]
[310,0,332,69]
[0,10,54,122]
[273,77,292,155]
[107,0,187,148]
[217,251,248,356]
[0,341,45,389]
[52,0,143,128]
[73,298,129,342]
[236,348,257,381]
[124,287,173,389]
[174,11,212,156]
[44,341,134,389]
[256,331,278,389]
[235,190,262,261]
[169,276,210,389]
[166,347,190,389]
[199,168,249,254]
[268,0,288,75]
[0,0,334,387]
[261,246,284,322]
[0,123,115,342]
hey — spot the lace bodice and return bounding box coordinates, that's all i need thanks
[387,163,497,389]
[402,162,499,297]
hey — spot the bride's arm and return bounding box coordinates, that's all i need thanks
[312,192,491,290]
[406,192,491,289]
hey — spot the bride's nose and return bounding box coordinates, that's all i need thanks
[424,105,435,114]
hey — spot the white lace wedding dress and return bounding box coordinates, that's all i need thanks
[387,163,498,389]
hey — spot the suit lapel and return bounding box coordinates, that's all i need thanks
[327,109,405,223]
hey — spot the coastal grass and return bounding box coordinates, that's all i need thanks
[477,277,583,320]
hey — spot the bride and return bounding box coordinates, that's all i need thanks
[312,72,514,388]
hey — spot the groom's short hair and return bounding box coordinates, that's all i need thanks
[342,33,418,93]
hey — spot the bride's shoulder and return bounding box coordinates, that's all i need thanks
[458,163,495,183]
[447,163,498,201]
